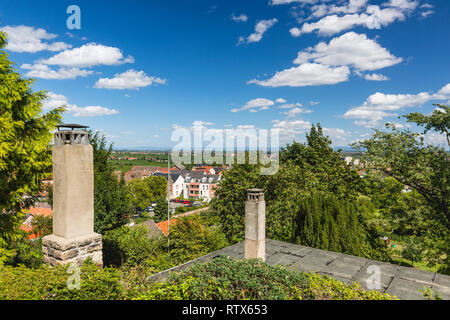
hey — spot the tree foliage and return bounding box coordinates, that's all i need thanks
[152,197,168,223]
[354,108,449,273]
[0,31,63,263]
[127,175,167,210]
[404,104,449,147]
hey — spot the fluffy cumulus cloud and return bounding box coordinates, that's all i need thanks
[322,127,352,146]
[289,0,419,37]
[238,19,278,44]
[0,25,71,53]
[43,91,119,117]
[94,69,166,90]
[231,98,275,112]
[248,63,350,87]
[343,83,450,126]
[271,119,312,142]
[21,63,93,80]
[39,43,134,67]
[311,0,369,18]
[289,27,302,37]
[294,32,402,71]
[282,107,313,117]
[250,31,401,87]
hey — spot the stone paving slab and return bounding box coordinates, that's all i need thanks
[148,239,450,300]
[352,261,397,292]
[290,249,340,273]
[386,277,430,300]
[321,255,368,281]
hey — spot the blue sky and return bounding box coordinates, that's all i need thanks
[1,0,449,149]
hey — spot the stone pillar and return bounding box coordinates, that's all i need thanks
[42,127,103,267]
[245,189,265,261]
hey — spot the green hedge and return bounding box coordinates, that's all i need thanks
[136,256,396,300]
[0,262,126,300]
[0,256,396,300]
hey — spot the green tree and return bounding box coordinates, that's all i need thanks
[354,110,449,272]
[153,197,168,223]
[168,215,228,265]
[401,237,423,267]
[0,30,63,264]
[404,104,449,147]
[127,176,167,210]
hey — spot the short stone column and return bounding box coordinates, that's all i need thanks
[42,125,103,267]
[245,189,265,261]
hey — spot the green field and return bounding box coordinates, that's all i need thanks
[110,159,173,173]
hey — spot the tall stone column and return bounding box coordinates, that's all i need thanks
[42,125,103,267]
[245,189,265,261]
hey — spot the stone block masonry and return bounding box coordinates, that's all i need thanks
[42,233,103,267]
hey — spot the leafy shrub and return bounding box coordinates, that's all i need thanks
[0,261,125,300]
[136,256,395,300]
[167,215,228,265]
[10,237,44,268]
[102,225,159,267]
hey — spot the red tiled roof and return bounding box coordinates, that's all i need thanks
[25,207,53,217]
[20,207,53,239]
[156,218,178,236]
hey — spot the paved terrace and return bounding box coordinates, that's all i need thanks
[149,239,450,300]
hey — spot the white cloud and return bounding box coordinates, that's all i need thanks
[239,19,278,44]
[309,101,320,105]
[343,84,450,126]
[294,32,402,71]
[384,0,418,11]
[231,98,275,112]
[71,106,119,117]
[39,43,134,67]
[282,107,313,117]
[420,10,434,18]
[248,63,350,87]
[271,119,312,142]
[438,84,450,96]
[276,98,287,103]
[43,91,119,117]
[21,63,93,80]
[364,73,389,81]
[231,13,248,22]
[0,25,71,53]
[120,131,134,135]
[270,0,319,5]
[94,69,166,90]
[278,102,303,109]
[289,27,302,37]
[311,0,368,18]
[295,5,406,36]
[323,127,351,146]
[236,125,255,129]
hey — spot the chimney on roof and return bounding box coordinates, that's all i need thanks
[42,124,103,267]
[245,188,266,261]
